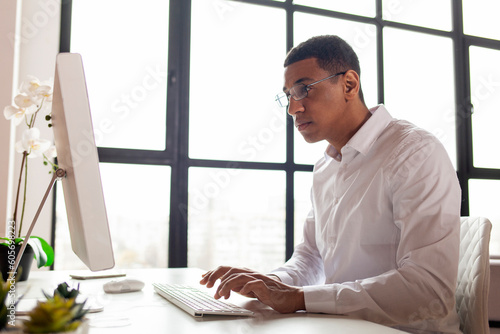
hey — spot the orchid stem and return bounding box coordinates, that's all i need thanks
[12,151,28,238]
[18,154,29,238]
[31,101,42,126]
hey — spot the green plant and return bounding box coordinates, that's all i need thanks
[2,76,57,270]
[44,282,81,300]
[0,236,54,269]
[0,276,14,330]
[23,282,88,333]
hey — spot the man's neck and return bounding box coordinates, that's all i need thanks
[329,105,371,154]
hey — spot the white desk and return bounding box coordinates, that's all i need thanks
[13,268,407,334]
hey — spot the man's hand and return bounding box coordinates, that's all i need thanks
[200,266,305,314]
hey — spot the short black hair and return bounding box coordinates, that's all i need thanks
[284,35,364,103]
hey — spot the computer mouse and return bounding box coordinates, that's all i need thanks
[103,279,145,294]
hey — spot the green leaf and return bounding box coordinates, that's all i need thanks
[27,238,46,268]
[0,238,11,247]
[26,237,54,268]
[0,237,53,268]
[0,237,18,243]
[54,282,80,300]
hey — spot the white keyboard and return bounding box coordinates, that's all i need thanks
[152,283,254,317]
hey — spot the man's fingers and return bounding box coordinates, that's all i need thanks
[201,267,268,299]
[200,266,230,287]
[201,267,258,289]
[211,272,304,313]
[216,273,256,299]
[219,267,256,283]
[239,279,266,300]
[200,271,216,287]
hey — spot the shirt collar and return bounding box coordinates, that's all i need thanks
[324,104,393,161]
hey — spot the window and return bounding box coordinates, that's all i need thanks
[55,0,173,269]
[189,0,286,163]
[55,0,500,269]
[69,0,169,151]
[383,27,456,166]
[188,168,286,272]
[470,46,500,168]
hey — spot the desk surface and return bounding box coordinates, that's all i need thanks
[13,268,407,334]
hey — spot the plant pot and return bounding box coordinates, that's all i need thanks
[0,244,34,282]
[0,322,89,334]
[19,319,90,334]
[66,320,89,334]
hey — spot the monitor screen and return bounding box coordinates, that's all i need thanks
[51,53,115,271]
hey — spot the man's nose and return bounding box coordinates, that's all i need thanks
[287,98,304,116]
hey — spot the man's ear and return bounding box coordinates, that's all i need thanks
[343,70,360,100]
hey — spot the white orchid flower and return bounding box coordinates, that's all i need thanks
[35,84,53,102]
[14,93,35,108]
[3,105,36,126]
[15,128,51,158]
[44,145,57,159]
[20,76,43,96]
[19,76,53,104]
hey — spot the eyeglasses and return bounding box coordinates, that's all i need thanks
[275,71,347,108]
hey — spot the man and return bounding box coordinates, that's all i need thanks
[200,35,461,334]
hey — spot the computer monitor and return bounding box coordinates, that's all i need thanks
[51,53,115,271]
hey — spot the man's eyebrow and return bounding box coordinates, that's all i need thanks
[282,77,313,92]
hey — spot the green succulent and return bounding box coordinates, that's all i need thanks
[0,277,13,330]
[44,282,81,300]
[24,282,88,333]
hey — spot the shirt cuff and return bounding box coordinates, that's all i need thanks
[269,270,294,285]
[303,285,336,314]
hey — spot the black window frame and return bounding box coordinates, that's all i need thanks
[56,0,500,268]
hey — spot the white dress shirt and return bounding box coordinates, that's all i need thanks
[272,105,462,334]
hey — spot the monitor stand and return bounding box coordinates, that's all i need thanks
[8,168,66,281]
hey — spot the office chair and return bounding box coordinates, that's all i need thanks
[456,216,492,334]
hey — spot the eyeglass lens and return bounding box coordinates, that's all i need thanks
[275,93,288,108]
[290,85,308,101]
[275,84,307,108]
[275,71,347,108]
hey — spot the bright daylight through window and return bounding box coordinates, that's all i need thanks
[56,0,500,269]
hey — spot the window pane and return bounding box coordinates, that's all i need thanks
[383,28,456,168]
[70,0,169,150]
[294,172,313,246]
[470,46,500,168]
[55,163,170,269]
[469,179,500,257]
[382,0,451,31]
[463,0,500,40]
[293,13,378,164]
[188,168,285,272]
[189,0,286,162]
[293,0,375,17]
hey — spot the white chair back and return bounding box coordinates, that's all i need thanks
[456,216,492,334]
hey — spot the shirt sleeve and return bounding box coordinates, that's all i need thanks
[271,207,325,286]
[277,135,461,329]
